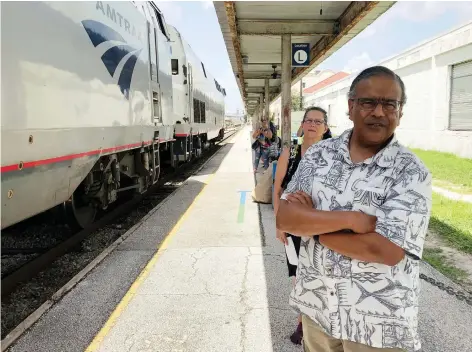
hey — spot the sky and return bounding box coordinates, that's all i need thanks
[154,1,472,115]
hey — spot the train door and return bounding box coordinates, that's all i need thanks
[144,6,162,123]
[149,3,173,126]
[187,64,193,122]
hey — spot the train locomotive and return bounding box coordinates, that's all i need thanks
[1,1,226,229]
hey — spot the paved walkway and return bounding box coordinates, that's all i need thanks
[432,185,472,203]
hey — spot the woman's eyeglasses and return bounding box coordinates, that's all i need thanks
[303,119,325,126]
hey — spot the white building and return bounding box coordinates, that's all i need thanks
[270,69,339,123]
[304,21,472,158]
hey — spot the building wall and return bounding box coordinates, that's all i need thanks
[290,70,336,95]
[303,22,472,158]
[270,70,337,125]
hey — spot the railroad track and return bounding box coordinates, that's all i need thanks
[1,128,240,341]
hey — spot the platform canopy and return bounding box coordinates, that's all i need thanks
[214,1,396,116]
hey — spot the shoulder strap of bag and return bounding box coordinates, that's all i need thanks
[281,145,301,189]
[269,122,276,142]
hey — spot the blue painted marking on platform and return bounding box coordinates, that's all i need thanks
[237,190,251,223]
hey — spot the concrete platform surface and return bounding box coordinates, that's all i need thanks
[8,126,472,352]
[86,126,301,352]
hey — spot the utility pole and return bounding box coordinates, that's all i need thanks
[265,78,270,122]
[281,34,292,148]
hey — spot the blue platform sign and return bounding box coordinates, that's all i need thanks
[292,43,310,67]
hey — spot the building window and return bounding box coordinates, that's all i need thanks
[449,60,472,131]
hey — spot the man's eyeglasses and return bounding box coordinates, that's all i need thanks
[351,98,403,113]
[303,119,325,125]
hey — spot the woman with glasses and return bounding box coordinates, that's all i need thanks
[272,106,332,345]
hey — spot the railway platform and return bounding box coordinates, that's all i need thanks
[7,126,472,352]
[7,126,299,352]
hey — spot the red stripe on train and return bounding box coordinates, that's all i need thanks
[0,139,175,174]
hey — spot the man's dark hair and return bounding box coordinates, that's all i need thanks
[302,106,332,140]
[347,66,407,104]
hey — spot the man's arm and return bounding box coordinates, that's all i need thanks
[321,162,433,266]
[275,144,376,236]
[319,232,405,266]
[276,200,375,236]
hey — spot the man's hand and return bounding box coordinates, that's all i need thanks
[349,212,377,234]
[285,191,313,208]
[276,229,288,245]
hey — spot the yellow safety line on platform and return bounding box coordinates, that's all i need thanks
[85,172,217,352]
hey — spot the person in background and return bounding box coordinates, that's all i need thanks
[276,66,432,352]
[252,118,274,172]
[273,106,332,345]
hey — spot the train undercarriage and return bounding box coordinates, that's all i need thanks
[63,131,223,229]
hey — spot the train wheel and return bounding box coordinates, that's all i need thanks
[64,192,97,229]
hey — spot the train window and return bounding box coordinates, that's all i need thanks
[194,98,200,123]
[200,101,206,123]
[149,3,170,40]
[171,59,179,75]
[201,62,207,78]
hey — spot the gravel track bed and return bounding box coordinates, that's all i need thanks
[1,144,223,340]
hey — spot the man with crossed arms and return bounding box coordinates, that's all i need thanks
[276,66,432,352]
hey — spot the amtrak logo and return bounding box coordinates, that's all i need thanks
[82,20,142,100]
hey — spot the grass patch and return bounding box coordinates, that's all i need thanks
[429,192,472,254]
[423,248,468,283]
[411,148,472,193]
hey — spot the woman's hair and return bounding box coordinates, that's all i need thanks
[323,128,332,140]
[302,106,332,140]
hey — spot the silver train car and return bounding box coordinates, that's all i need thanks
[1,1,226,229]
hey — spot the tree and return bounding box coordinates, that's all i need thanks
[291,94,303,111]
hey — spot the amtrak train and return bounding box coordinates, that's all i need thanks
[1,1,226,229]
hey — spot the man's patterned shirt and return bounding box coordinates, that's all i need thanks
[281,129,432,351]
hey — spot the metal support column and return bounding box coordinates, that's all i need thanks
[281,34,292,148]
[252,105,259,131]
[265,78,270,121]
[259,94,264,124]
[299,78,304,110]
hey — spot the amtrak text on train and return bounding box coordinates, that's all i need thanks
[96,1,142,42]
